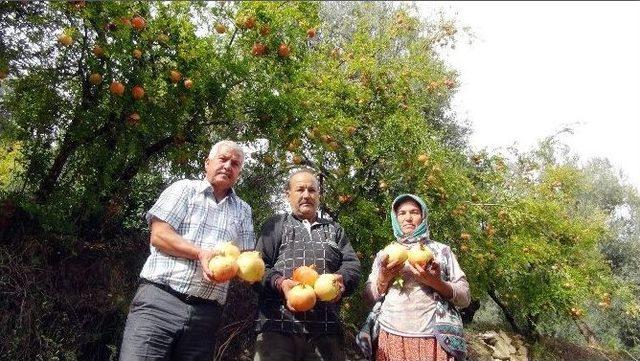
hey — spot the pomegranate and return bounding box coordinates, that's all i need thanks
[89,73,102,85]
[169,70,181,83]
[236,251,265,284]
[131,85,145,100]
[214,242,241,260]
[127,112,141,126]
[109,81,125,96]
[407,244,434,268]
[92,45,104,58]
[314,274,340,301]
[292,265,318,286]
[287,284,316,312]
[244,16,256,29]
[383,243,408,265]
[131,15,146,30]
[259,25,270,36]
[57,34,73,46]
[277,43,291,58]
[307,28,316,38]
[208,255,238,283]
[251,42,267,56]
[214,23,226,34]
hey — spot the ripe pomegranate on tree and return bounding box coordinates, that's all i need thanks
[89,73,102,85]
[57,33,73,46]
[92,45,104,58]
[169,70,181,83]
[278,43,291,58]
[251,42,267,56]
[244,16,256,29]
[214,23,226,34]
[131,15,146,30]
[110,81,125,96]
[259,25,271,36]
[131,85,145,100]
[307,28,316,38]
[127,112,141,126]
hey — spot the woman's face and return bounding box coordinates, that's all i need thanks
[396,200,423,235]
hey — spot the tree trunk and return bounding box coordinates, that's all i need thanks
[488,287,522,335]
[35,135,79,203]
[574,318,599,346]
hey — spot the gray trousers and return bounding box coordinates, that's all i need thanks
[119,282,223,361]
[253,331,346,361]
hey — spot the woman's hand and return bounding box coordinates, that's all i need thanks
[407,260,440,287]
[377,252,404,294]
[407,261,453,300]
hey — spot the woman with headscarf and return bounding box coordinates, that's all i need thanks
[364,194,471,361]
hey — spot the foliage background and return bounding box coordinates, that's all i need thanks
[0,1,638,360]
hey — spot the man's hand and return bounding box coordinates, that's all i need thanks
[328,274,346,303]
[281,278,301,312]
[198,248,223,283]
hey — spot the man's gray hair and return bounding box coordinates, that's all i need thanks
[208,140,245,167]
[286,167,319,191]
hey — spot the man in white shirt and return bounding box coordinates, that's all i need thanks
[119,140,254,361]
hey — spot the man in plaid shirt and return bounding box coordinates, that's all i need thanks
[254,168,361,361]
[119,140,255,361]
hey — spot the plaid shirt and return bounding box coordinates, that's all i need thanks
[139,179,254,304]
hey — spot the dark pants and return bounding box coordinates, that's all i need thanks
[253,332,345,361]
[119,281,223,361]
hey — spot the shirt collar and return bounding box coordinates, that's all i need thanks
[290,212,331,226]
[198,179,236,204]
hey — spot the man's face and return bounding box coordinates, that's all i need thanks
[205,146,243,191]
[287,172,320,221]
